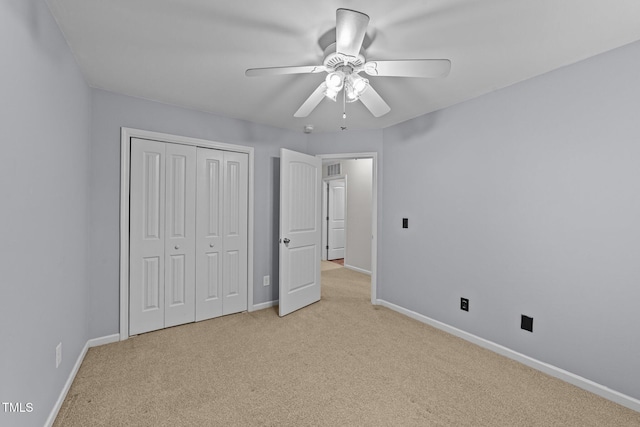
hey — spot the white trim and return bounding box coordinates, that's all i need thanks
[316,153,378,305]
[252,300,277,311]
[344,264,371,275]
[119,128,130,341]
[120,127,255,339]
[321,180,328,261]
[87,334,120,348]
[377,299,640,413]
[45,342,88,427]
[45,334,120,427]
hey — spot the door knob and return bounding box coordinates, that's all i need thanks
[174,245,179,250]
[283,238,290,245]
[209,243,215,248]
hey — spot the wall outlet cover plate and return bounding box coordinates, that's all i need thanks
[521,315,533,332]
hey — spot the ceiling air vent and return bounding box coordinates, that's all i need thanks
[327,163,341,177]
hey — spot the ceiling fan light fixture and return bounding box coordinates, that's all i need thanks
[345,74,369,102]
[324,71,345,101]
[324,87,339,102]
[352,75,368,93]
[325,72,344,90]
[345,87,359,103]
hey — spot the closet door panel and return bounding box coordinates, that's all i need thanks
[130,139,166,335]
[222,151,248,315]
[164,144,197,328]
[195,148,224,321]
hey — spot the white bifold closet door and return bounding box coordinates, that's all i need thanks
[129,138,248,336]
[195,148,248,320]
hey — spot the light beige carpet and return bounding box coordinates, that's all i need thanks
[55,263,640,426]
[321,259,343,271]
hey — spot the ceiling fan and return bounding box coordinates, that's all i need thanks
[245,8,451,119]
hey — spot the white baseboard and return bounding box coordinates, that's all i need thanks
[252,300,277,311]
[45,334,120,427]
[344,264,371,275]
[87,333,120,348]
[376,299,640,414]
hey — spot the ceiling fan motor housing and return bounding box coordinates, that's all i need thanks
[323,43,365,71]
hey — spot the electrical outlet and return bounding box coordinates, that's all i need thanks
[56,342,62,368]
[521,315,533,332]
[460,298,469,312]
[263,275,270,287]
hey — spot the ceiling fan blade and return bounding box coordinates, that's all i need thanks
[245,65,326,77]
[359,85,391,117]
[336,9,370,58]
[363,59,451,78]
[294,82,327,118]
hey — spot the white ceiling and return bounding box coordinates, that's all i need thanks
[46,0,640,133]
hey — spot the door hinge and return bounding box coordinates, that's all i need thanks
[326,246,329,250]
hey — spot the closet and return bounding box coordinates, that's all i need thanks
[129,138,248,335]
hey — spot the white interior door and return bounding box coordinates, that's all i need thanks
[279,149,322,317]
[129,138,166,335]
[221,151,248,315]
[195,148,248,320]
[327,179,346,260]
[130,139,198,334]
[195,148,223,321]
[164,143,197,328]
[131,139,248,334]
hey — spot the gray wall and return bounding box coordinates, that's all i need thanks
[88,89,306,338]
[0,1,92,426]
[307,129,383,155]
[381,40,640,400]
[343,159,373,273]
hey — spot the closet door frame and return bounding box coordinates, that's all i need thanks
[119,127,254,341]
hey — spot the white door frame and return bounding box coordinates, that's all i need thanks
[119,127,255,341]
[316,152,378,305]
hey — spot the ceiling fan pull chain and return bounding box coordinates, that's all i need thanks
[341,89,348,130]
[343,88,347,119]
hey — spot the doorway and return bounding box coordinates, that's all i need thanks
[318,153,377,304]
